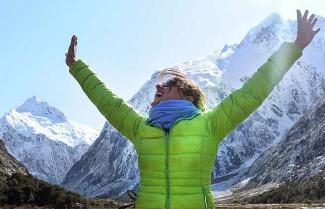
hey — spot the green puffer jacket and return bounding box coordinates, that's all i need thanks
[69,42,302,209]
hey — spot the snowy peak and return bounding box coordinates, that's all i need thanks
[217,12,325,90]
[258,13,282,29]
[240,13,325,51]
[16,96,67,122]
[241,13,291,50]
[0,96,100,184]
[1,96,99,148]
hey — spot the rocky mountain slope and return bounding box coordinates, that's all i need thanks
[244,98,325,188]
[0,139,28,178]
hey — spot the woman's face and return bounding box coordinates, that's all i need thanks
[151,81,182,106]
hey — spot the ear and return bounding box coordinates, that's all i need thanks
[186,96,194,102]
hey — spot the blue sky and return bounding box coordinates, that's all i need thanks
[1,0,324,130]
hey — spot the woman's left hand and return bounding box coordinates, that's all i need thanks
[65,35,78,67]
[295,9,320,50]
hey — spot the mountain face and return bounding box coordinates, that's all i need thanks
[244,98,325,189]
[0,139,28,178]
[62,125,140,197]
[62,13,325,197]
[0,96,99,184]
[211,14,325,188]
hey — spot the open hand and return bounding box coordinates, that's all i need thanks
[65,35,78,67]
[295,10,320,50]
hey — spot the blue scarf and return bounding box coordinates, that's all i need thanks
[148,100,201,130]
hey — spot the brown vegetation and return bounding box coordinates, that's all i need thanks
[246,175,325,204]
[0,173,90,209]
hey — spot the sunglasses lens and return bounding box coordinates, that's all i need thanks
[163,80,174,87]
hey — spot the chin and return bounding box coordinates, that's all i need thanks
[151,99,161,106]
[151,101,158,106]
[151,96,161,106]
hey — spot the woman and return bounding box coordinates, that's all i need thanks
[65,10,319,209]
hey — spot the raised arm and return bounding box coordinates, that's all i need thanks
[65,35,145,143]
[207,9,320,142]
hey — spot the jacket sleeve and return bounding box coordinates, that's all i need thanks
[69,59,144,143]
[207,42,303,142]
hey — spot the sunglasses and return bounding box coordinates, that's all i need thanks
[161,79,177,88]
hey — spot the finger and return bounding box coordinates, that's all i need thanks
[313,27,320,35]
[72,35,78,46]
[68,36,77,57]
[296,9,302,23]
[68,43,74,57]
[65,53,74,57]
[303,10,308,20]
[308,14,315,23]
[311,18,318,27]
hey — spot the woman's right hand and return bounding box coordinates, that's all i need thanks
[65,35,78,67]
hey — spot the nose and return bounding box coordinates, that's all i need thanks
[156,84,163,89]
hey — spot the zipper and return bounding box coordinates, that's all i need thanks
[163,112,201,209]
[165,130,170,209]
[202,185,208,209]
[146,111,202,209]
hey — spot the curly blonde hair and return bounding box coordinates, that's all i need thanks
[159,68,206,111]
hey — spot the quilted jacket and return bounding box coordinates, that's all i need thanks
[69,42,302,209]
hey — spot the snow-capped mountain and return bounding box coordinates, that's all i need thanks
[62,13,325,197]
[211,13,325,185]
[0,96,99,184]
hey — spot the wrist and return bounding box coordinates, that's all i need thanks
[68,59,77,68]
[68,59,76,67]
[294,40,305,51]
[66,54,76,67]
[69,59,85,76]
